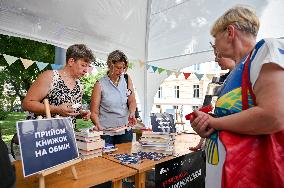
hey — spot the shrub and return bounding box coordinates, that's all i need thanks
[0,109,8,120]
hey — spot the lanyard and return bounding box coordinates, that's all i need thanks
[241,51,256,110]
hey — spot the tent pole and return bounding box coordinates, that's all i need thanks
[143,0,152,126]
[54,46,66,65]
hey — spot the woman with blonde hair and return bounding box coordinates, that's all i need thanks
[90,50,137,145]
[191,5,284,187]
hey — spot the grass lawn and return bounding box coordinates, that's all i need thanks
[0,112,26,144]
[0,112,94,145]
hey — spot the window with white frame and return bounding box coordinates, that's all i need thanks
[193,64,200,71]
[174,85,180,98]
[158,87,162,98]
[193,85,200,98]
[192,106,199,110]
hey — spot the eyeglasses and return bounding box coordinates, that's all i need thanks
[210,42,222,61]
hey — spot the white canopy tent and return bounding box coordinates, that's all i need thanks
[1,0,284,124]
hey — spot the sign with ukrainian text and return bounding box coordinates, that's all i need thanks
[150,113,176,133]
[17,118,79,177]
[155,151,205,188]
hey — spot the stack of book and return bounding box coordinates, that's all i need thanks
[139,131,175,155]
[103,125,130,135]
[103,143,118,153]
[75,128,105,160]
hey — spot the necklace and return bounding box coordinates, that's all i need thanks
[113,78,119,85]
[108,74,120,86]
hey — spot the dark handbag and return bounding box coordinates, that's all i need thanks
[124,74,140,119]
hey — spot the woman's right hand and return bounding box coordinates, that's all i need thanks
[191,111,215,138]
[189,138,205,151]
[58,103,80,117]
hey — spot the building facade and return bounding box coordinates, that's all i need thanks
[151,61,227,123]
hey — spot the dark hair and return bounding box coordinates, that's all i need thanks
[66,44,95,63]
[107,50,128,68]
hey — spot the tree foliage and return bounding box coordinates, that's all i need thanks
[80,69,107,105]
[0,34,55,110]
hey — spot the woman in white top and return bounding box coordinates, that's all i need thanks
[191,5,284,188]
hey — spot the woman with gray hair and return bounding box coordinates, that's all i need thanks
[90,50,137,145]
[190,5,284,187]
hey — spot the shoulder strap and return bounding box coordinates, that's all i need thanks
[124,74,129,89]
[241,52,257,110]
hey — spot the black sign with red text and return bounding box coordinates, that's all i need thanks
[155,151,205,188]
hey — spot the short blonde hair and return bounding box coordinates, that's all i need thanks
[211,5,260,37]
[107,50,128,69]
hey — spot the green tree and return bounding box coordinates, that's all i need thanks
[0,34,55,111]
[80,69,107,105]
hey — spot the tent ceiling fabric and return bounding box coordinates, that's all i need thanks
[0,0,148,60]
[1,0,284,123]
[1,0,283,69]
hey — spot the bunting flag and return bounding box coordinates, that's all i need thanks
[2,53,218,81]
[175,72,180,78]
[51,64,64,70]
[183,72,191,80]
[151,66,158,73]
[139,60,144,68]
[206,74,215,80]
[166,70,173,76]
[128,62,134,69]
[3,54,18,66]
[194,73,204,80]
[157,67,165,74]
[35,61,49,71]
[146,64,151,70]
[20,58,34,69]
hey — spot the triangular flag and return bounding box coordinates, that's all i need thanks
[128,62,134,69]
[195,73,204,80]
[36,61,48,71]
[183,72,191,79]
[166,70,172,76]
[51,64,64,70]
[20,58,34,69]
[139,60,144,67]
[206,74,215,80]
[3,54,18,66]
[146,64,151,70]
[157,67,165,74]
[175,72,180,78]
[151,66,158,73]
